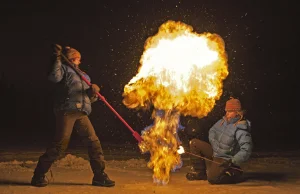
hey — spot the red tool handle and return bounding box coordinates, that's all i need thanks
[81,75,143,142]
[57,45,143,143]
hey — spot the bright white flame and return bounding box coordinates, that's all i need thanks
[177,146,185,154]
[129,35,219,94]
[123,21,228,118]
[122,20,229,185]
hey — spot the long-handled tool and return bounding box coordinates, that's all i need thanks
[55,44,143,143]
[184,151,243,172]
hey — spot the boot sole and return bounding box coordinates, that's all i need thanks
[186,174,207,181]
[92,181,115,187]
[31,183,48,187]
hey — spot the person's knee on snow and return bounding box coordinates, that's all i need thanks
[189,138,197,150]
[186,138,208,180]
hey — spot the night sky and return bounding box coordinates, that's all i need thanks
[0,0,298,151]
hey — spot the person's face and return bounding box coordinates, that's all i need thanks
[71,57,81,66]
[225,110,238,120]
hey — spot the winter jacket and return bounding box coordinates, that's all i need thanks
[48,59,93,115]
[208,116,253,166]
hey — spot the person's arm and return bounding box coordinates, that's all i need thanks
[232,122,253,165]
[48,44,65,83]
[208,121,218,145]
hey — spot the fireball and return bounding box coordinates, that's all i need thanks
[122,20,228,184]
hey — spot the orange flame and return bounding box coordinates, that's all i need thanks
[122,20,228,184]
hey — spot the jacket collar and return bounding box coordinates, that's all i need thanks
[222,116,241,124]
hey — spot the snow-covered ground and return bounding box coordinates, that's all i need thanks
[1,146,300,194]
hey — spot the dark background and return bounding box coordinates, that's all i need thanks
[0,0,298,151]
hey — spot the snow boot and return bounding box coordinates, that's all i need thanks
[186,171,207,181]
[92,172,115,187]
[31,174,48,187]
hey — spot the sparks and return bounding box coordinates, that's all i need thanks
[122,20,229,184]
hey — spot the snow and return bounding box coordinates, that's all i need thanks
[1,149,300,194]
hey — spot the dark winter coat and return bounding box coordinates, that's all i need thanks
[208,116,253,166]
[48,59,93,115]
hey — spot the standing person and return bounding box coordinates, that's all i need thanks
[186,97,253,184]
[31,44,115,187]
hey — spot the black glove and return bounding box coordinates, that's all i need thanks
[219,159,233,168]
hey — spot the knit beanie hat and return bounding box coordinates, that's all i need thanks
[65,46,81,60]
[225,97,242,111]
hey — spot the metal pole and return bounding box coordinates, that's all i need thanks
[184,151,243,172]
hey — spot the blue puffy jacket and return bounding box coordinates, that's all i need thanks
[209,116,253,166]
[48,59,93,115]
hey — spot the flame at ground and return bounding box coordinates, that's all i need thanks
[139,109,182,185]
[122,20,228,184]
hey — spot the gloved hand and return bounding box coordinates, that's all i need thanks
[88,84,100,103]
[91,84,100,95]
[219,159,233,169]
[53,44,62,57]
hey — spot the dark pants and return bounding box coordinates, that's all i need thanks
[34,111,105,176]
[189,138,243,184]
